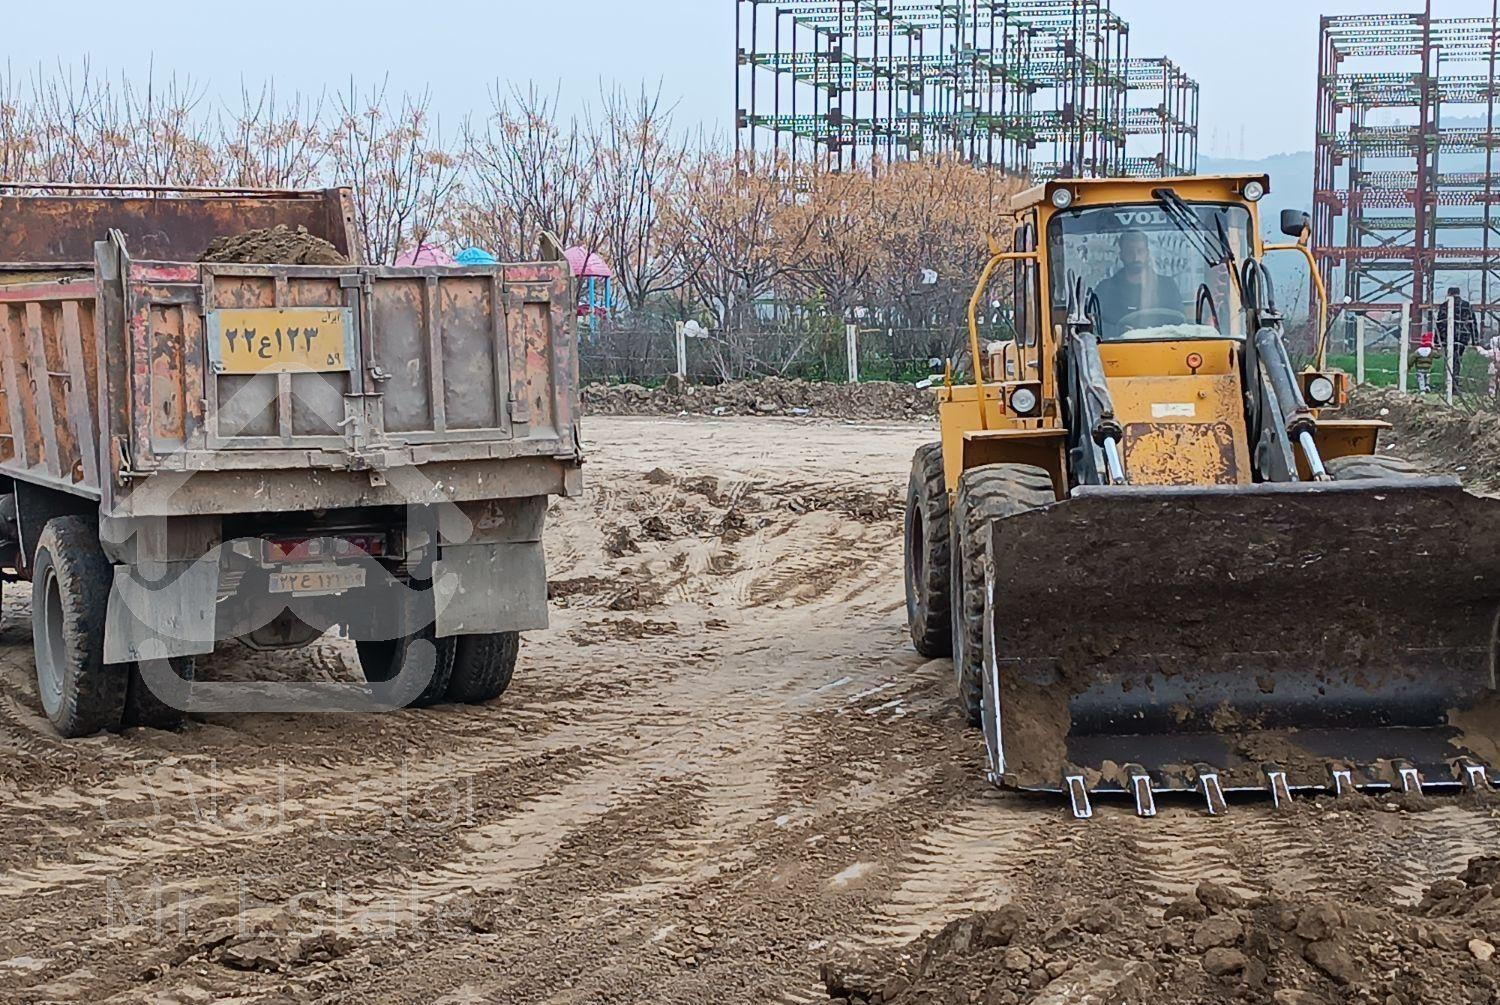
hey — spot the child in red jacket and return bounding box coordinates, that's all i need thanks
[1412,331,1436,393]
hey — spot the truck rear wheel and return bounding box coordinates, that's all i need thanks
[445,632,521,704]
[32,516,126,738]
[952,464,1055,727]
[123,658,196,730]
[356,627,456,709]
[905,443,953,658]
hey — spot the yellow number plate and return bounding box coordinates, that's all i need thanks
[210,307,354,374]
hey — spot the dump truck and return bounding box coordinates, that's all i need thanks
[903,174,1500,817]
[0,183,580,736]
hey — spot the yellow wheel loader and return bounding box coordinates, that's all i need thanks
[903,174,1500,817]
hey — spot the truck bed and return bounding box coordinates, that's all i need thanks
[0,188,580,518]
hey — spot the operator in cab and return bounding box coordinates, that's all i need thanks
[1094,231,1184,338]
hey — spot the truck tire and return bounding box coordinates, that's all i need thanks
[952,464,1055,727]
[445,632,521,704]
[123,658,196,731]
[1325,454,1424,481]
[32,515,126,738]
[905,443,953,658]
[356,627,456,709]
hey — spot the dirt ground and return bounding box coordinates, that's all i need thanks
[0,412,1498,1004]
[583,378,939,421]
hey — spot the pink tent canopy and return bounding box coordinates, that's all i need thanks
[565,246,614,279]
[394,243,455,267]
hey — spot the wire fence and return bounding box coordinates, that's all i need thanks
[1327,306,1500,414]
[576,319,1010,387]
[576,310,1500,415]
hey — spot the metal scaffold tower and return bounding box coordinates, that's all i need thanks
[734,0,1200,179]
[1314,2,1500,315]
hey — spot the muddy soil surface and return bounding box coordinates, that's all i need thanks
[0,413,1496,1004]
[584,378,938,421]
[1347,386,1500,493]
[200,225,347,266]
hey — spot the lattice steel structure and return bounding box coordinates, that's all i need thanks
[1314,3,1500,314]
[734,1,1200,179]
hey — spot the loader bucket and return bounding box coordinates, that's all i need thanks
[980,476,1500,807]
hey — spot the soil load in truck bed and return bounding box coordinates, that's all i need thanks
[200,224,347,265]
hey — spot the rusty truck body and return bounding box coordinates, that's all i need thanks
[0,185,581,735]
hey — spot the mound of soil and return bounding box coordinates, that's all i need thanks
[821,859,1500,1005]
[583,376,938,421]
[1345,387,1500,493]
[200,224,347,266]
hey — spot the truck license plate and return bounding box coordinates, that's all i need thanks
[208,307,355,374]
[269,565,367,596]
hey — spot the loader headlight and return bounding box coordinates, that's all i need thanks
[1243,180,1266,203]
[1306,375,1336,405]
[1009,386,1040,416]
[1051,188,1075,210]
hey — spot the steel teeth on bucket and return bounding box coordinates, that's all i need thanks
[1061,758,1496,820]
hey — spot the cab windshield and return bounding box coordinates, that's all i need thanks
[1046,202,1253,341]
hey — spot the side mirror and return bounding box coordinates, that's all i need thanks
[1281,209,1311,239]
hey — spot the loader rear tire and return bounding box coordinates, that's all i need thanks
[905,443,953,658]
[1325,454,1424,481]
[952,464,1055,728]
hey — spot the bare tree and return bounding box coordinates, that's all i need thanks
[458,84,596,261]
[663,151,819,379]
[217,83,327,188]
[328,79,459,264]
[115,66,218,186]
[584,84,687,310]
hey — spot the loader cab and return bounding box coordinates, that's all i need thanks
[1021,176,1268,346]
[1043,200,1252,342]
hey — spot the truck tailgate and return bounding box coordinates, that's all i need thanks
[105,247,578,481]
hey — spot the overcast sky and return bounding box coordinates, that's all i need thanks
[2,1,1497,160]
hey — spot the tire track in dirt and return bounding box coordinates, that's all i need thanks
[1385,803,1500,905]
[1108,807,1254,908]
[857,800,1055,947]
[0,417,954,1004]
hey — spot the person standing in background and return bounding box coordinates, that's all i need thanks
[1436,286,1481,387]
[1412,331,1436,393]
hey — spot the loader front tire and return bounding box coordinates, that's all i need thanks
[952,464,1055,728]
[32,516,126,738]
[1325,454,1424,481]
[905,443,953,658]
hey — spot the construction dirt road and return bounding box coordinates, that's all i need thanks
[1,405,1499,1004]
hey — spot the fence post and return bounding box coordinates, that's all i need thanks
[846,324,860,383]
[1355,314,1366,385]
[1447,294,1457,405]
[674,322,688,381]
[1398,302,1411,394]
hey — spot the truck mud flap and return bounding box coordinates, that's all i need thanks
[979,477,1500,803]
